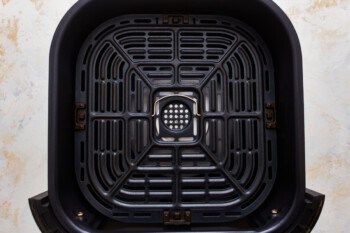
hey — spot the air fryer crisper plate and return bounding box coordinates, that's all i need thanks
[75,14,277,224]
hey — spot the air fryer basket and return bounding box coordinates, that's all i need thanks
[29,0,324,232]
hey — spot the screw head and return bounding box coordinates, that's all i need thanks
[75,211,85,218]
[271,209,279,215]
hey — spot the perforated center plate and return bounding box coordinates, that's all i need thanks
[162,102,191,130]
[75,14,277,224]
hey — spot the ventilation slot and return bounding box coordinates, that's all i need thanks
[179,30,236,61]
[113,212,129,218]
[180,148,212,168]
[91,119,127,191]
[203,213,220,217]
[267,140,272,162]
[225,212,240,217]
[119,20,130,25]
[181,170,238,204]
[203,119,224,162]
[134,213,152,218]
[226,44,260,113]
[94,153,110,191]
[129,72,150,113]
[227,119,262,189]
[80,168,84,182]
[128,119,150,162]
[179,65,214,85]
[115,30,174,61]
[92,42,127,113]
[80,70,86,92]
[139,65,174,85]
[203,71,224,112]
[265,70,270,91]
[118,162,174,205]
[268,166,273,180]
[80,141,85,163]
[94,81,125,113]
[228,119,260,152]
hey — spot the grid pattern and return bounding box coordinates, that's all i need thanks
[76,14,276,223]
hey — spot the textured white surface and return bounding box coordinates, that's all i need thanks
[0,0,349,232]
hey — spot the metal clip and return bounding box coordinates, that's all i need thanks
[75,103,86,130]
[163,15,189,24]
[164,210,191,226]
[265,102,276,129]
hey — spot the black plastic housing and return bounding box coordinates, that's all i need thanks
[29,0,325,232]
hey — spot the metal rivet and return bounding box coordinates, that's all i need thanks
[75,211,84,218]
[271,209,279,215]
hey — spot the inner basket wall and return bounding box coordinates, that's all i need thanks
[48,0,305,232]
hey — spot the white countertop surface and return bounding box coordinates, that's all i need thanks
[0,0,349,232]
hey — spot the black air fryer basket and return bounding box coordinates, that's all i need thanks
[29,0,325,232]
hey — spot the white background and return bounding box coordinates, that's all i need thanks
[0,0,349,232]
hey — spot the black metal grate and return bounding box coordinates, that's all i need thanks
[75,15,277,224]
